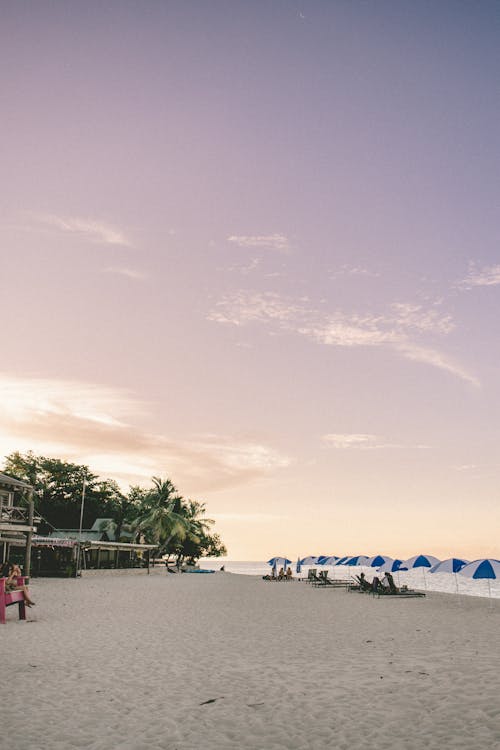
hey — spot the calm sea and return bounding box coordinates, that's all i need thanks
[201,559,500,599]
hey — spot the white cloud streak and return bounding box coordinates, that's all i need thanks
[323,434,379,448]
[36,214,131,247]
[227,234,290,251]
[458,264,500,288]
[208,291,478,386]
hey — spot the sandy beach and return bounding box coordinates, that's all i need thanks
[3,572,500,750]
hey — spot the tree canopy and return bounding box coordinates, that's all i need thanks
[3,451,227,563]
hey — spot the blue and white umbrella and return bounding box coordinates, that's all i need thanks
[403,554,440,569]
[430,558,468,574]
[319,556,339,566]
[365,555,394,568]
[377,559,407,572]
[459,559,500,600]
[299,556,319,566]
[296,557,302,575]
[429,557,469,596]
[344,555,369,566]
[334,556,352,566]
[267,557,292,567]
[316,555,332,565]
[402,554,440,589]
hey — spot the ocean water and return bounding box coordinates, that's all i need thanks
[201,559,500,599]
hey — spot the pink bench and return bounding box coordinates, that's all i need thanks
[0,576,27,624]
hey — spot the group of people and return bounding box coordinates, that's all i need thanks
[1,560,35,607]
[356,571,399,594]
[263,566,293,581]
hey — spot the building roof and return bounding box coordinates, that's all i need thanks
[0,472,33,490]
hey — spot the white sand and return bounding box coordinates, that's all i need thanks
[3,572,500,750]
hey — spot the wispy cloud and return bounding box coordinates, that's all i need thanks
[35,214,131,247]
[227,234,290,251]
[102,266,147,281]
[208,291,478,386]
[330,264,380,279]
[0,374,290,491]
[323,434,379,448]
[458,263,500,289]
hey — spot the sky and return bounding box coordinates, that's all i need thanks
[1,1,500,560]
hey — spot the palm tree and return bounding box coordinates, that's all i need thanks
[133,477,190,553]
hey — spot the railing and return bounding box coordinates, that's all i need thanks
[0,500,39,527]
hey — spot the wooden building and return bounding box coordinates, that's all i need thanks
[0,472,37,574]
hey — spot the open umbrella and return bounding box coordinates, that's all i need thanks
[300,556,319,565]
[365,555,394,568]
[267,557,292,567]
[429,557,469,596]
[459,559,500,601]
[402,554,440,589]
[296,557,302,575]
[344,555,369,566]
[319,556,339,566]
[334,556,350,566]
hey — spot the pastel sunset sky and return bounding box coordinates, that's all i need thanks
[2,1,499,559]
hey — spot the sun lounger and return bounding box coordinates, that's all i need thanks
[312,571,350,588]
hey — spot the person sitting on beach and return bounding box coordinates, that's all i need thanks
[286,566,293,580]
[1,561,35,607]
[355,572,371,591]
[382,571,398,594]
[278,567,285,580]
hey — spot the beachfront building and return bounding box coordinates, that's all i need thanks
[0,472,37,574]
[32,518,157,575]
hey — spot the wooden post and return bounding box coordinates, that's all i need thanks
[147,549,150,574]
[24,494,34,577]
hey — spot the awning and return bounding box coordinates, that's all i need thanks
[83,540,158,552]
[32,536,78,548]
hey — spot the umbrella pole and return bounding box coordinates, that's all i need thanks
[422,568,427,590]
[488,578,492,608]
[454,572,461,607]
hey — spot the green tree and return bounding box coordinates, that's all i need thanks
[3,451,123,533]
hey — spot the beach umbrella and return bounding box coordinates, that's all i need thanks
[430,558,468,574]
[319,556,339,566]
[296,557,302,575]
[316,555,332,565]
[403,554,440,569]
[429,557,469,596]
[365,555,394,568]
[299,556,319,565]
[402,554,440,589]
[344,555,369,566]
[377,559,407,574]
[334,556,350,566]
[459,559,500,601]
[267,557,292,567]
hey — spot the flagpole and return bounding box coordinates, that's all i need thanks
[75,477,86,578]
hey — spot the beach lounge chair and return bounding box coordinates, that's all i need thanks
[306,568,319,583]
[312,571,350,588]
